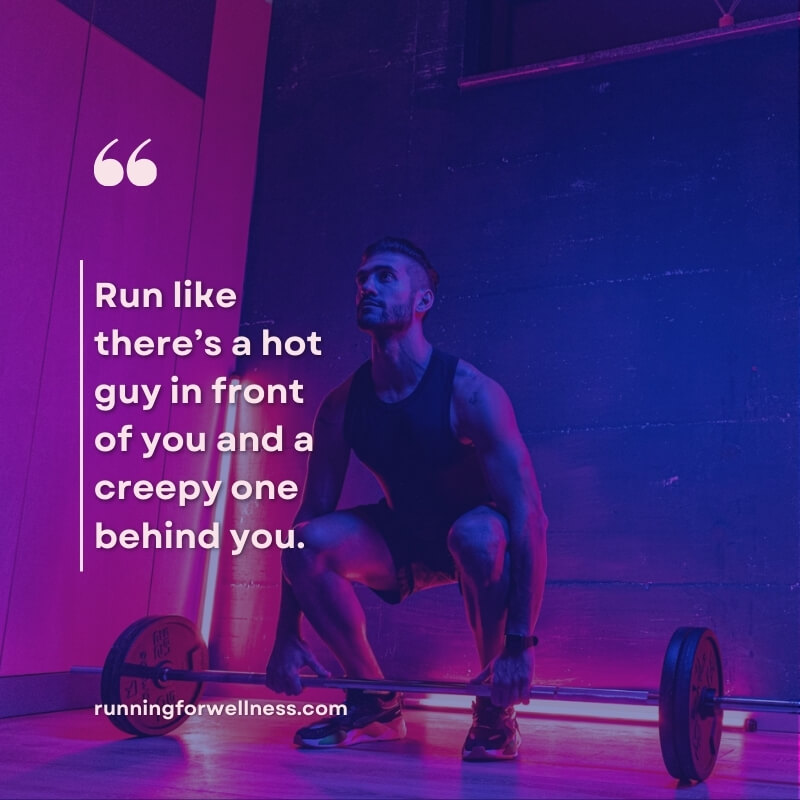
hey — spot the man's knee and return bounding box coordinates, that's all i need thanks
[447,511,508,587]
[281,518,331,583]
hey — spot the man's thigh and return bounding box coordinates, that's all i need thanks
[297,505,401,593]
[411,504,510,592]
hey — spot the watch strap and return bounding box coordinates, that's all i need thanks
[504,634,538,655]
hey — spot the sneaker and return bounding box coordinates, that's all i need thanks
[294,689,406,748]
[462,697,521,761]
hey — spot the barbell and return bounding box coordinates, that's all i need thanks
[73,615,799,783]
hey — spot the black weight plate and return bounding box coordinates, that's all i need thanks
[101,615,208,736]
[658,627,724,782]
[101,616,155,735]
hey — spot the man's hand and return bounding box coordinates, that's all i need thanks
[265,633,330,695]
[471,648,535,707]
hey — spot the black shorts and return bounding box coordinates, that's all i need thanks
[350,499,465,604]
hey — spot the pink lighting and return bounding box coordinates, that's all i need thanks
[410,694,750,728]
[199,376,241,643]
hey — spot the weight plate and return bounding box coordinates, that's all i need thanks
[100,615,208,736]
[658,627,724,782]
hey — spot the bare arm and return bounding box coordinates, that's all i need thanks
[452,362,548,641]
[293,380,352,524]
[275,378,352,639]
[266,381,351,693]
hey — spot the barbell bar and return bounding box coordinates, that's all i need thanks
[86,664,800,715]
[73,615,800,784]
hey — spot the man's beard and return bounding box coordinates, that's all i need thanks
[357,301,414,332]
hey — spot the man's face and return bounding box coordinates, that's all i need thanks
[355,252,424,333]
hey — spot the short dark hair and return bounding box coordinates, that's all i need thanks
[361,237,440,293]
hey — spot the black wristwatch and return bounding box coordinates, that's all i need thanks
[504,634,538,656]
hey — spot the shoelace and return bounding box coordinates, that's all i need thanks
[343,690,396,720]
[471,701,511,731]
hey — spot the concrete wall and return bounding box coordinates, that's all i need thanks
[225,1,799,702]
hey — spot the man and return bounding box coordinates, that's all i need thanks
[265,237,547,760]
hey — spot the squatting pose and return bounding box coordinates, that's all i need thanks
[266,237,548,760]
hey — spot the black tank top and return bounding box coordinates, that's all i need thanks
[343,349,492,520]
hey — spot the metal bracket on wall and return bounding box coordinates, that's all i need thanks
[713,0,744,28]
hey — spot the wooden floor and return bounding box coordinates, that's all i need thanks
[0,704,797,799]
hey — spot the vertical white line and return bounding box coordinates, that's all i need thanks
[199,378,240,642]
[79,259,84,573]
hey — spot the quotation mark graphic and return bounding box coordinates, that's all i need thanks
[94,138,157,187]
